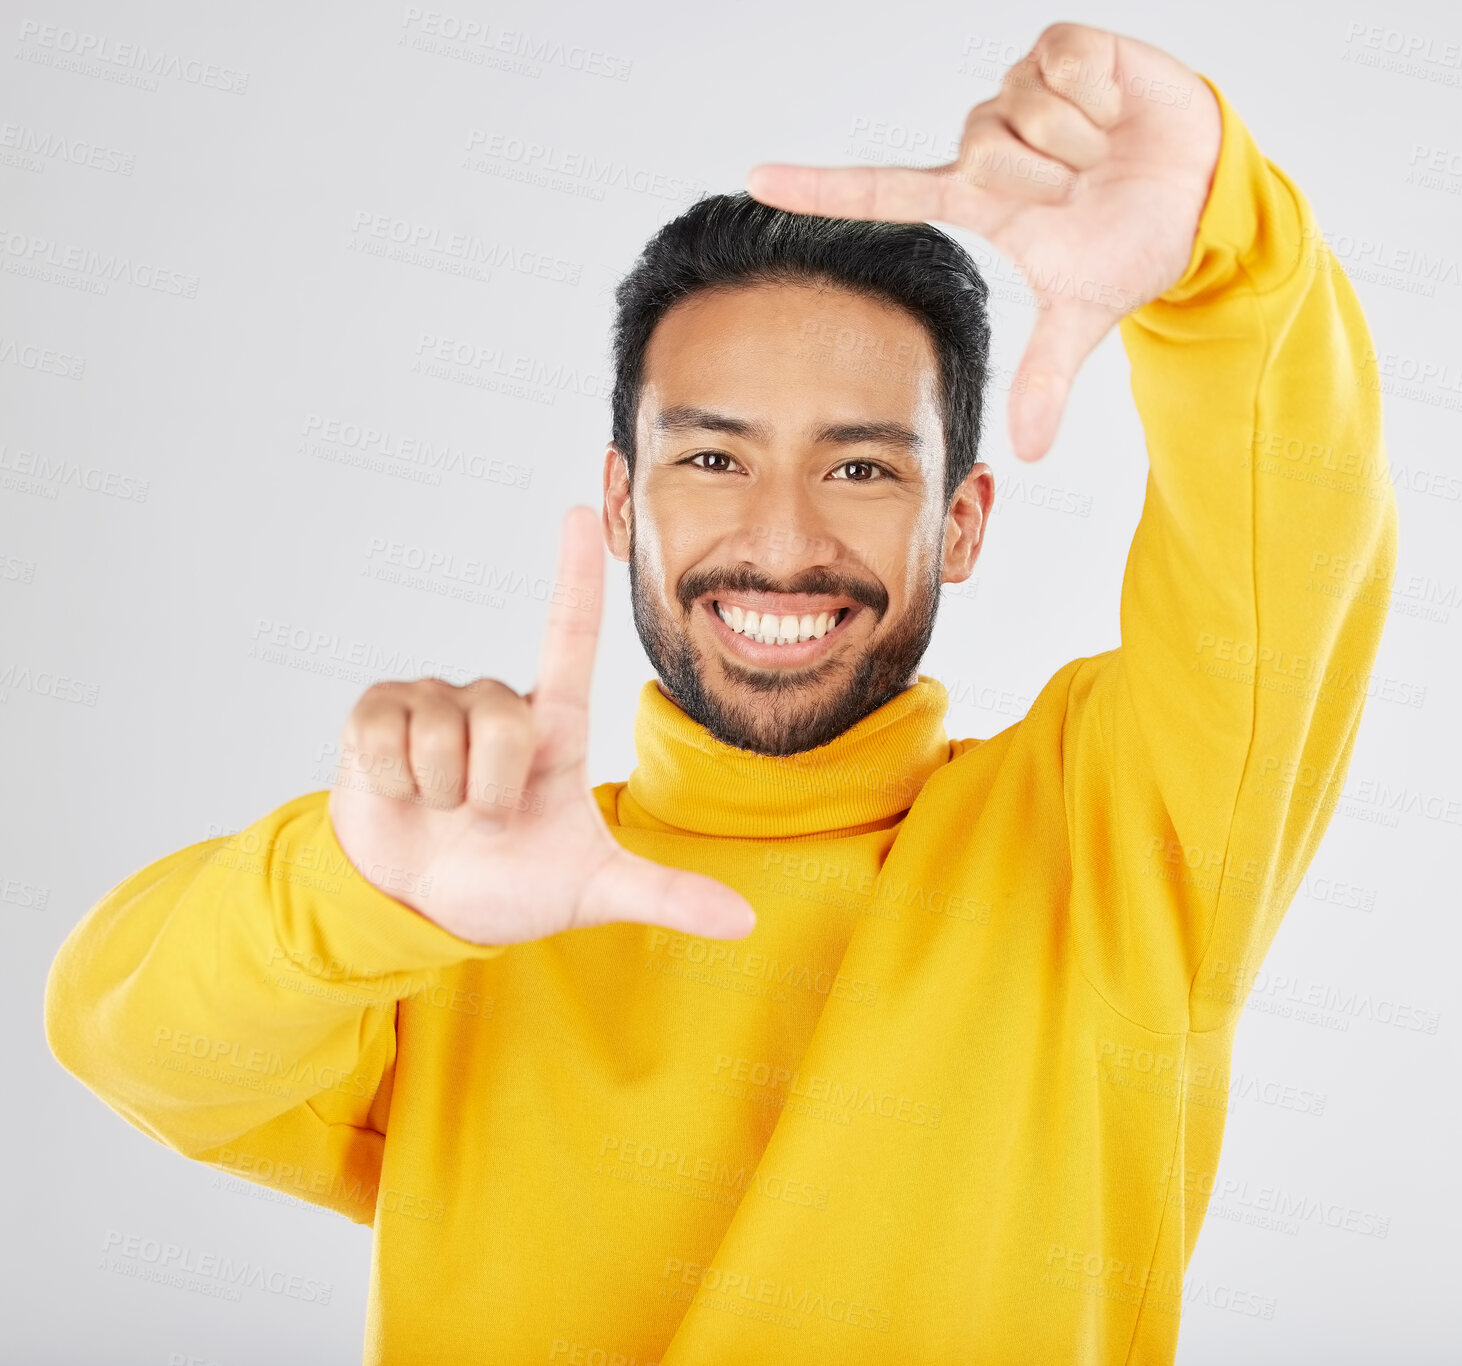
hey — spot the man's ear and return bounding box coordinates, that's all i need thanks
[941,460,995,584]
[603,444,633,563]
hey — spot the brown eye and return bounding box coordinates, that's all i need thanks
[832,460,882,482]
[687,451,738,473]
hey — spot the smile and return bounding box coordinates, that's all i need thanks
[702,595,861,665]
[715,601,849,644]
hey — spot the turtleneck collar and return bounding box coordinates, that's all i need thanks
[620,675,953,840]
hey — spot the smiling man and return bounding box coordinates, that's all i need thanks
[46,22,1397,1366]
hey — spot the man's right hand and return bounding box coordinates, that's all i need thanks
[327,505,757,946]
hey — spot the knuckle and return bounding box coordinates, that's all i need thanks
[1012,103,1058,148]
[999,58,1034,94]
[347,684,400,728]
[959,127,999,167]
[462,677,522,702]
[471,706,531,751]
[352,713,406,757]
[409,706,465,754]
[963,106,998,138]
[1038,21,1087,52]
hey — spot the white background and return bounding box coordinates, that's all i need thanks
[3,1,1458,1361]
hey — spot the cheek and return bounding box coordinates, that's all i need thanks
[640,487,728,574]
[632,506,705,611]
[884,542,945,618]
[849,507,930,588]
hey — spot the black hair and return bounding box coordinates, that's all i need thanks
[610,191,991,510]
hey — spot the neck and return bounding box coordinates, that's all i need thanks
[623,674,953,839]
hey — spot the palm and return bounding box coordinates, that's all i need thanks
[411,719,717,947]
[342,763,630,947]
[985,149,1204,321]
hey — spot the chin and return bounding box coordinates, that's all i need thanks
[685,658,893,756]
[629,546,940,756]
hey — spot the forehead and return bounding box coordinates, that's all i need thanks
[637,280,942,441]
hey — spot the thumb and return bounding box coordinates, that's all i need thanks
[1008,300,1114,462]
[578,847,757,940]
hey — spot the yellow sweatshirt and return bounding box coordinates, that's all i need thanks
[45,77,1398,1365]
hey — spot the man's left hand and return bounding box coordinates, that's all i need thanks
[746,23,1222,461]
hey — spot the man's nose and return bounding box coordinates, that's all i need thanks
[727,478,845,579]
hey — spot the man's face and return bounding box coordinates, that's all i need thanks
[604,279,990,757]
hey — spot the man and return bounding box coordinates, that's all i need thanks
[46,22,1397,1365]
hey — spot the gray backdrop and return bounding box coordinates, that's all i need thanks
[4,1,1458,1361]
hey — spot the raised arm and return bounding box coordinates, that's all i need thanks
[1067,82,1398,1030]
[745,23,1398,1030]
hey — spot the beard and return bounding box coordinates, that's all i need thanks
[628,522,943,757]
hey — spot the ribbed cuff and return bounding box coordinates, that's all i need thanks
[262,790,507,980]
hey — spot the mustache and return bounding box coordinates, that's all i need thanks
[676,563,889,619]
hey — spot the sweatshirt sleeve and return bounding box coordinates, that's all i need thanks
[1061,76,1400,1034]
[44,789,504,1223]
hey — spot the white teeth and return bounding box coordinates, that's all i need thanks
[715,601,847,646]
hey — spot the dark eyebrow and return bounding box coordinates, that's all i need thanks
[812,420,924,454]
[653,405,923,454]
[654,405,773,442]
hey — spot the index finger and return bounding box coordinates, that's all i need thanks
[532,504,605,712]
[745,161,998,234]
